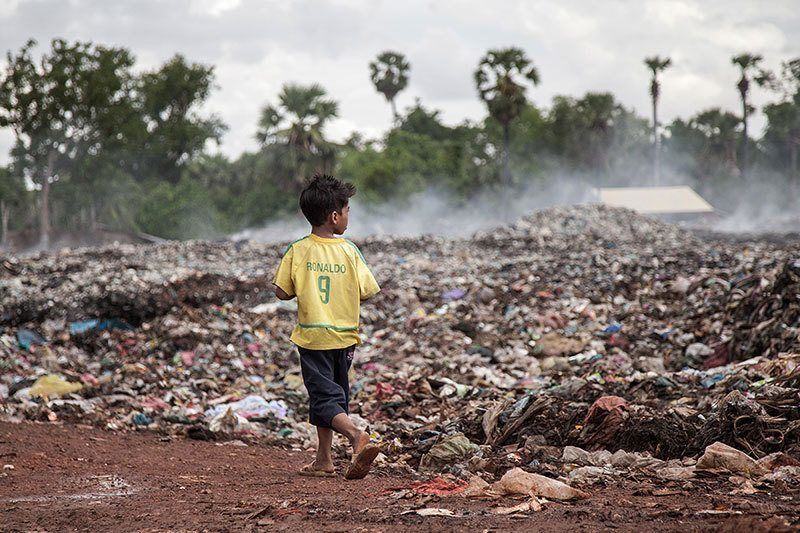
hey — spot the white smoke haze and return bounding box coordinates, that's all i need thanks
[233,167,800,244]
[233,176,599,243]
[704,178,800,234]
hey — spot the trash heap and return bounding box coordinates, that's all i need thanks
[1,204,799,496]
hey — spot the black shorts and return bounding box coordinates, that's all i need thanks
[297,344,355,428]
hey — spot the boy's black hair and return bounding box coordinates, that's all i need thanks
[299,173,356,226]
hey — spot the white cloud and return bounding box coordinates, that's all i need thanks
[0,0,22,18]
[189,0,242,17]
[0,0,798,165]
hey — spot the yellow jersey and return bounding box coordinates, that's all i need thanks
[272,234,380,350]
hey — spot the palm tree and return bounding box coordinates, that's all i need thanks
[644,56,672,184]
[474,47,540,185]
[369,51,410,123]
[256,83,339,191]
[731,53,772,178]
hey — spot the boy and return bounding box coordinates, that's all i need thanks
[272,173,381,479]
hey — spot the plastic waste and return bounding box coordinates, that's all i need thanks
[69,319,134,336]
[490,467,589,500]
[696,441,768,477]
[17,329,46,350]
[442,288,467,301]
[420,433,481,470]
[29,375,83,398]
[204,395,288,420]
[208,407,254,435]
[133,412,153,426]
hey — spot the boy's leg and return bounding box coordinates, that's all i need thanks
[331,413,370,454]
[313,426,334,471]
[330,345,369,453]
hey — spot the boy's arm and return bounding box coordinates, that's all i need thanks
[274,284,295,300]
[272,246,296,299]
[350,242,380,301]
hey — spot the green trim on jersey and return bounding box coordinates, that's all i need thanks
[284,235,309,254]
[298,322,359,331]
[345,240,367,264]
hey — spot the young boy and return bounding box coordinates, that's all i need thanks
[272,173,381,479]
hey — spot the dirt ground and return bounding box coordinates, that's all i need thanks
[0,422,797,532]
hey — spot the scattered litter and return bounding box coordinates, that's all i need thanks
[490,468,589,501]
[204,395,288,421]
[696,442,768,477]
[408,477,468,496]
[29,375,83,399]
[1,205,799,493]
[403,508,456,517]
[420,433,481,470]
[16,329,46,351]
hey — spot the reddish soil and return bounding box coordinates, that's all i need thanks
[0,421,797,532]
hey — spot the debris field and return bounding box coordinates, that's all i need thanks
[1,205,799,527]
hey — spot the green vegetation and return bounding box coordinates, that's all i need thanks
[0,38,799,243]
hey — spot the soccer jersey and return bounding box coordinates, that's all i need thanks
[272,234,380,350]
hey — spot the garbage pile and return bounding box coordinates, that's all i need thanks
[725,257,800,362]
[1,205,799,496]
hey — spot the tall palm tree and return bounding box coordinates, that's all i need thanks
[369,51,410,123]
[474,47,540,185]
[256,83,339,191]
[644,56,672,184]
[731,53,772,178]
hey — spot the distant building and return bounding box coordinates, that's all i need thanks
[593,186,714,218]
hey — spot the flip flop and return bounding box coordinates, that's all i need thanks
[298,462,336,478]
[344,444,380,480]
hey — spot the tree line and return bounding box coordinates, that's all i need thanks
[0,39,798,246]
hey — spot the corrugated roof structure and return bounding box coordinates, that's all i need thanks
[595,186,714,214]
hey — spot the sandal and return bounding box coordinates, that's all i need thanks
[298,462,336,478]
[344,444,380,480]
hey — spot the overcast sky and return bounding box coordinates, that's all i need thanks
[1,0,798,165]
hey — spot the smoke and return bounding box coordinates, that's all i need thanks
[234,175,592,243]
[701,172,800,234]
[233,166,800,244]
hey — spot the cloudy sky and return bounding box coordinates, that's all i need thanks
[1,0,798,165]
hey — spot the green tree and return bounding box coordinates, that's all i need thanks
[644,56,672,184]
[256,83,339,193]
[181,151,295,228]
[731,53,773,178]
[666,108,741,182]
[138,55,226,184]
[763,59,800,185]
[399,99,452,140]
[0,39,91,247]
[135,177,223,239]
[338,101,496,200]
[65,44,142,231]
[474,47,540,185]
[545,92,649,179]
[369,51,410,123]
[0,165,27,247]
[0,39,149,245]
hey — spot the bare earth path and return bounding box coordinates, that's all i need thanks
[0,422,796,532]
